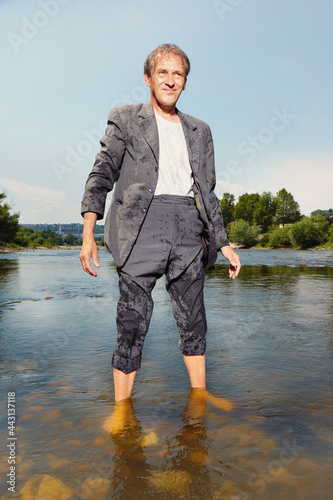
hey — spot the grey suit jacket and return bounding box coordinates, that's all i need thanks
[81,101,229,268]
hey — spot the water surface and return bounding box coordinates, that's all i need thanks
[0,249,332,499]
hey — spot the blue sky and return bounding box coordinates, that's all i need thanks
[1,0,332,223]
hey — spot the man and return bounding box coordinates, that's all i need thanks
[80,44,241,403]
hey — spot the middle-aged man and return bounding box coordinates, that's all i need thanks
[80,43,241,403]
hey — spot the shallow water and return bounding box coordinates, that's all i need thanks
[0,248,333,499]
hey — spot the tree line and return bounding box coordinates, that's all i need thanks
[0,193,83,248]
[220,188,333,249]
[1,190,332,250]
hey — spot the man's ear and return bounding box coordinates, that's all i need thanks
[144,73,151,87]
[183,77,187,91]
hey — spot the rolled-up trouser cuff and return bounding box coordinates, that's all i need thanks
[112,352,142,374]
[180,337,206,356]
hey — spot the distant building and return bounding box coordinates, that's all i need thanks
[20,222,104,238]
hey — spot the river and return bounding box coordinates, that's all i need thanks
[0,248,332,499]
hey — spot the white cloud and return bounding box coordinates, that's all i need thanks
[0,178,79,223]
[247,154,333,215]
[215,180,244,199]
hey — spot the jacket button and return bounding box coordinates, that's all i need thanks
[141,208,146,214]
[148,188,154,193]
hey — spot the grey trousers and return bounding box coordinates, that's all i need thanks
[112,195,207,374]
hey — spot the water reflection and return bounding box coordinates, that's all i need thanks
[207,263,333,285]
[172,389,211,498]
[105,390,213,499]
[107,399,152,498]
[0,257,19,286]
[0,258,20,372]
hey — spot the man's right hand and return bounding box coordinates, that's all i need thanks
[79,238,100,276]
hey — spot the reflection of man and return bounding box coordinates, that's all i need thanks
[106,390,212,498]
[80,44,241,402]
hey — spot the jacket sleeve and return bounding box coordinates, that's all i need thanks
[81,108,126,219]
[205,126,230,249]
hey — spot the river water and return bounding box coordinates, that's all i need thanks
[0,248,332,499]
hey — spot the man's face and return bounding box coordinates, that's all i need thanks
[144,53,187,111]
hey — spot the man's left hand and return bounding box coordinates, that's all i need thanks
[220,246,241,279]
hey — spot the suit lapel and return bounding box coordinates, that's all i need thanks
[178,110,200,177]
[138,101,159,163]
[138,102,200,176]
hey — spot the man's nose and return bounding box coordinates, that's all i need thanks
[164,74,175,86]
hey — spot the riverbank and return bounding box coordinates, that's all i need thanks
[0,245,78,253]
[1,244,332,254]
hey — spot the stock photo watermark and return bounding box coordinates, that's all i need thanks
[246,438,306,499]
[219,106,296,184]
[6,392,17,494]
[52,85,149,182]
[7,0,71,53]
[213,0,245,22]
[214,437,306,500]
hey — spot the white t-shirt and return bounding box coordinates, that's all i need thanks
[154,113,194,197]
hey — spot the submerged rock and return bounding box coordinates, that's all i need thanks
[149,470,191,492]
[80,477,111,499]
[41,409,63,422]
[139,431,158,447]
[21,474,75,500]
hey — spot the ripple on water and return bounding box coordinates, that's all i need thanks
[0,249,333,499]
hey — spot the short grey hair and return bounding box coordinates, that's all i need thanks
[144,43,191,78]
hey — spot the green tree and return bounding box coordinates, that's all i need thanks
[94,224,105,234]
[228,219,260,247]
[233,193,259,223]
[253,191,276,232]
[329,224,333,242]
[96,237,104,246]
[267,226,292,248]
[0,193,20,243]
[274,188,301,226]
[220,193,235,226]
[310,209,333,218]
[13,227,63,247]
[64,233,76,246]
[13,227,34,246]
[39,229,63,246]
[289,215,329,248]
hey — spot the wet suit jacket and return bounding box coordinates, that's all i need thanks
[81,101,229,268]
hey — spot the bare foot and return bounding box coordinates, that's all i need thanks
[183,388,207,424]
[205,392,233,412]
[102,399,137,435]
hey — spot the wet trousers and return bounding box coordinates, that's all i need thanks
[112,195,207,374]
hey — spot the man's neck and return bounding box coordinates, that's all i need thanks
[151,99,181,123]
